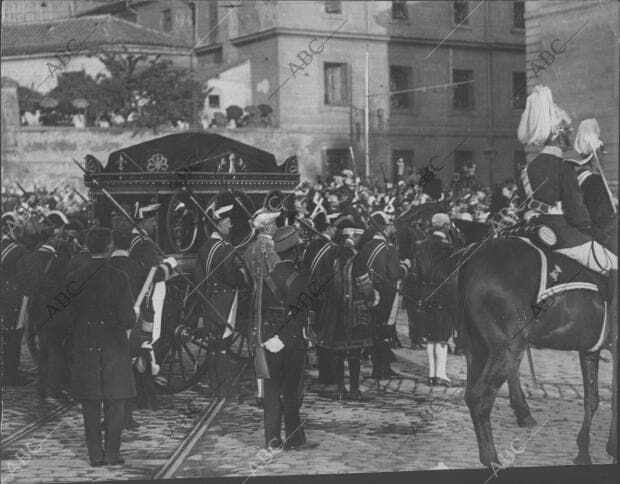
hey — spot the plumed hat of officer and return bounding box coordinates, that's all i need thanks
[273,225,300,253]
[574,118,603,159]
[251,208,279,230]
[431,212,451,228]
[370,210,393,228]
[333,213,354,230]
[86,227,112,254]
[133,202,161,221]
[517,85,571,146]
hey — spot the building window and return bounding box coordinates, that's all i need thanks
[513,1,525,29]
[326,149,349,177]
[324,63,348,105]
[392,150,414,182]
[454,150,474,174]
[162,8,172,32]
[390,66,412,109]
[453,1,469,25]
[208,95,220,108]
[512,72,526,109]
[325,1,341,14]
[452,69,474,109]
[392,1,408,20]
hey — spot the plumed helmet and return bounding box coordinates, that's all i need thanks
[574,118,603,157]
[517,85,571,146]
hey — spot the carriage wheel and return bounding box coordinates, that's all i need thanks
[154,285,211,394]
[226,324,252,362]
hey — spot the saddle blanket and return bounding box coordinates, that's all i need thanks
[516,237,609,352]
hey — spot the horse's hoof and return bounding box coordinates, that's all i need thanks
[517,415,538,427]
[573,454,592,466]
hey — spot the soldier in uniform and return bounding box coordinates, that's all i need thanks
[244,208,280,407]
[303,211,338,386]
[127,202,165,410]
[110,227,144,429]
[16,224,72,401]
[321,219,376,400]
[516,85,617,274]
[194,203,249,393]
[66,227,136,466]
[358,211,410,379]
[570,118,618,254]
[1,232,30,385]
[260,226,318,451]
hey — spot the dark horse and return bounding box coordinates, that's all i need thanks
[455,237,617,467]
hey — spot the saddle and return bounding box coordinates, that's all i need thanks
[500,228,609,303]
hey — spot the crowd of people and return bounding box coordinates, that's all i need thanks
[2,83,617,466]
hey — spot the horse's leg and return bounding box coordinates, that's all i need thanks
[464,330,486,446]
[574,350,600,465]
[508,354,537,427]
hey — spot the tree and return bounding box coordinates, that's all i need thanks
[95,48,205,132]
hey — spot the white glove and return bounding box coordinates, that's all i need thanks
[163,256,178,269]
[371,289,380,307]
[400,258,412,273]
[263,335,285,353]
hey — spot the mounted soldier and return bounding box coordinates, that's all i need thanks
[1,232,30,385]
[320,218,376,400]
[245,208,280,408]
[516,85,617,275]
[569,118,618,254]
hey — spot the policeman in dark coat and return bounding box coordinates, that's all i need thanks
[16,225,72,400]
[128,203,161,276]
[261,226,317,451]
[570,118,618,254]
[303,211,338,386]
[66,227,136,466]
[1,234,29,385]
[110,228,144,429]
[358,211,410,379]
[516,86,616,274]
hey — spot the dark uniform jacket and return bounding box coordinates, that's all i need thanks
[16,244,71,332]
[302,235,337,333]
[518,148,592,248]
[418,232,457,342]
[110,250,144,357]
[66,257,137,400]
[577,167,618,254]
[1,237,29,329]
[128,232,161,279]
[194,233,247,328]
[261,260,310,350]
[357,232,405,326]
[320,243,375,350]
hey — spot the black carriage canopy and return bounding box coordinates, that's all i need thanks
[104,131,282,174]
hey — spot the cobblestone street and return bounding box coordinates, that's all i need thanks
[1,310,615,482]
